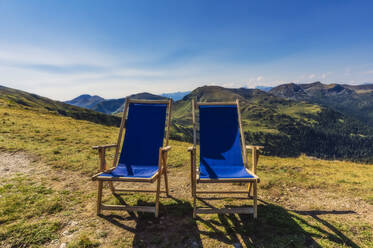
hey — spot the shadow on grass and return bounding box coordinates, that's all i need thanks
[291,209,360,248]
[100,195,203,247]
[197,198,360,248]
[196,200,322,248]
[99,195,360,248]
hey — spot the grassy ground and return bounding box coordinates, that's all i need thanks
[0,100,372,247]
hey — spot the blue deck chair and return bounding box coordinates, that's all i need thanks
[188,99,263,218]
[92,99,172,217]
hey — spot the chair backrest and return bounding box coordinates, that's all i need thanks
[198,103,244,167]
[116,100,170,166]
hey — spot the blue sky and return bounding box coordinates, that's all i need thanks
[1,0,373,100]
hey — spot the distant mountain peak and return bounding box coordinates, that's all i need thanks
[255,86,273,92]
[65,91,167,114]
[161,91,191,101]
[65,94,105,109]
[269,83,308,99]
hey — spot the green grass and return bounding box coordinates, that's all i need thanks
[0,221,63,247]
[67,234,100,248]
[0,97,372,247]
[0,177,64,224]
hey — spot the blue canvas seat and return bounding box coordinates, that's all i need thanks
[189,100,261,219]
[199,164,255,179]
[198,105,255,180]
[92,99,172,217]
[99,164,159,178]
[97,103,166,180]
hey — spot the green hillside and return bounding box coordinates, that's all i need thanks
[0,93,372,247]
[270,82,373,125]
[0,85,120,127]
[171,86,373,162]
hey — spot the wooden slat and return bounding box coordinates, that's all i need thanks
[188,146,196,152]
[92,144,117,150]
[93,172,159,182]
[198,177,259,183]
[191,99,198,217]
[236,99,248,168]
[161,145,172,152]
[197,101,237,106]
[196,190,250,194]
[101,204,156,212]
[192,99,197,147]
[196,207,253,214]
[114,189,167,193]
[155,148,162,217]
[252,147,257,174]
[253,181,258,218]
[245,168,260,180]
[191,99,197,196]
[165,98,172,146]
[127,99,170,104]
[112,99,129,168]
[97,181,103,215]
[246,145,264,150]
[161,149,169,195]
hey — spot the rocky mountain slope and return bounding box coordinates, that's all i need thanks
[270,82,373,124]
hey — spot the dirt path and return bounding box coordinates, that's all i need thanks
[0,152,34,179]
[0,152,96,247]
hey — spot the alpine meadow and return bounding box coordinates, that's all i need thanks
[1,84,372,247]
[1,1,373,247]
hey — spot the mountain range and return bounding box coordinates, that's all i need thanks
[170,85,373,162]
[269,82,373,124]
[65,94,104,109]
[66,93,167,114]
[2,82,373,162]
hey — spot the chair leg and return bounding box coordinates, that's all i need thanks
[109,181,116,193]
[248,182,253,197]
[192,180,197,218]
[253,181,258,219]
[155,176,161,217]
[193,194,197,219]
[163,170,169,196]
[190,152,194,197]
[97,181,103,215]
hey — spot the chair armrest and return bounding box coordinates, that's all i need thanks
[188,146,196,152]
[246,145,264,150]
[92,144,117,150]
[161,146,172,152]
[93,145,116,172]
[246,145,263,174]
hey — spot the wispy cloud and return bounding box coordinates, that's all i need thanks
[1,41,372,100]
[308,74,316,79]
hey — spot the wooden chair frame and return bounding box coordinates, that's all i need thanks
[92,98,173,217]
[188,99,263,218]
